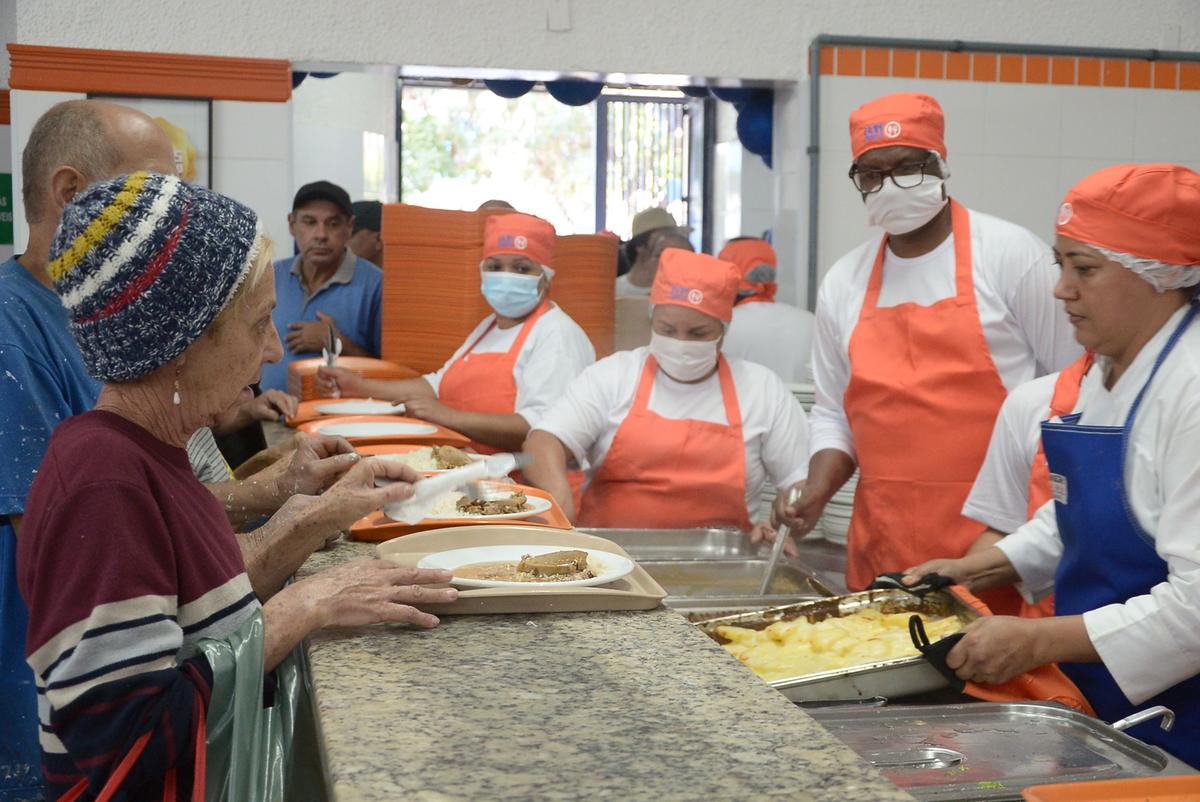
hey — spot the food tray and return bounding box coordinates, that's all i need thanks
[376,525,667,614]
[350,482,572,541]
[691,587,982,702]
[1022,775,1200,801]
[297,414,470,447]
[808,702,1194,801]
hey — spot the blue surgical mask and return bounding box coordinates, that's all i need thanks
[481,271,543,318]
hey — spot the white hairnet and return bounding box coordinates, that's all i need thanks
[1092,245,1200,293]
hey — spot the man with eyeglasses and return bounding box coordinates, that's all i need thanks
[774,92,1081,600]
[260,181,384,391]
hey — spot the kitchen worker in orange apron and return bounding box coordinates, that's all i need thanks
[775,92,1082,591]
[523,249,809,538]
[318,213,595,452]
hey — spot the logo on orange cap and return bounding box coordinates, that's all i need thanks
[1057,203,1074,226]
[484,213,556,266]
[850,93,946,160]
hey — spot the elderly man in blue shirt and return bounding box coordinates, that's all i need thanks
[261,181,384,392]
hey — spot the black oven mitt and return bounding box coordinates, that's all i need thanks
[909,614,966,693]
[868,572,955,599]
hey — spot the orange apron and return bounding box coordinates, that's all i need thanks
[439,300,551,454]
[1015,352,1093,618]
[843,200,1011,593]
[577,355,754,531]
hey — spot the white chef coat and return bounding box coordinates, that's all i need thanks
[534,348,810,521]
[723,301,816,384]
[424,304,595,428]
[615,273,652,298]
[810,206,1083,460]
[996,304,1200,705]
[962,372,1059,533]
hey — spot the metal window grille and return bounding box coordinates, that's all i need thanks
[595,94,694,239]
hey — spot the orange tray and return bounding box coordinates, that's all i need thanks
[286,397,404,427]
[1023,776,1200,801]
[350,482,571,542]
[297,414,470,448]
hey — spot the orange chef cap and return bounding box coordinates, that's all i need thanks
[718,238,778,302]
[1056,163,1200,266]
[850,92,946,160]
[483,213,556,267]
[650,249,741,323]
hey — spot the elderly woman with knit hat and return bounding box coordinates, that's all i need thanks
[523,249,810,540]
[16,172,457,799]
[318,212,595,453]
[905,164,1200,766]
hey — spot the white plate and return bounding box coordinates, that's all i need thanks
[316,421,437,438]
[418,545,636,589]
[314,399,406,416]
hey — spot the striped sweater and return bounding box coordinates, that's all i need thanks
[17,410,259,800]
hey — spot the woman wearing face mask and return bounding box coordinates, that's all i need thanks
[775,92,1083,594]
[318,213,595,452]
[523,249,809,536]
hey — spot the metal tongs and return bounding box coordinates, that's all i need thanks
[322,322,343,397]
[380,452,535,524]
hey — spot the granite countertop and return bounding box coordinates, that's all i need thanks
[300,541,913,801]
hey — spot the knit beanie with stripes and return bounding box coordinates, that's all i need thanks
[48,171,262,382]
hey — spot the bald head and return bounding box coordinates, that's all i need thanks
[22,99,176,224]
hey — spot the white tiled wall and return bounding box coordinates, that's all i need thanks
[809,76,1200,289]
[211,100,293,254]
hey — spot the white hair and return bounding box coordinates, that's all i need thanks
[1093,244,1200,293]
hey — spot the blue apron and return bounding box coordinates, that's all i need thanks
[1043,302,1200,767]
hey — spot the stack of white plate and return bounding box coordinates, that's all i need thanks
[820,471,858,545]
[788,382,817,413]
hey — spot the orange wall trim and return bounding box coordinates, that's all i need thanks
[8,44,291,102]
[813,46,1198,91]
[0,90,10,125]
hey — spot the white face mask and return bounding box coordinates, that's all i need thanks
[649,332,720,382]
[864,177,948,235]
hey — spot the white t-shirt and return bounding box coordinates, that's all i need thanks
[962,372,1059,533]
[534,348,810,521]
[996,305,1200,705]
[810,207,1083,460]
[424,304,595,428]
[723,301,816,384]
[615,273,652,298]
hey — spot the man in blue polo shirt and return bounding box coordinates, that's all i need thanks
[261,181,383,392]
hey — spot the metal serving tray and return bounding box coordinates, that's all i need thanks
[690,588,980,702]
[578,527,849,602]
[807,702,1195,801]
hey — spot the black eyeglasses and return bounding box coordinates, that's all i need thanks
[848,155,938,194]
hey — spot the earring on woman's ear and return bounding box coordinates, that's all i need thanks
[173,365,182,406]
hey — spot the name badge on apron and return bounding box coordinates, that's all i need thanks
[1050,473,1068,505]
